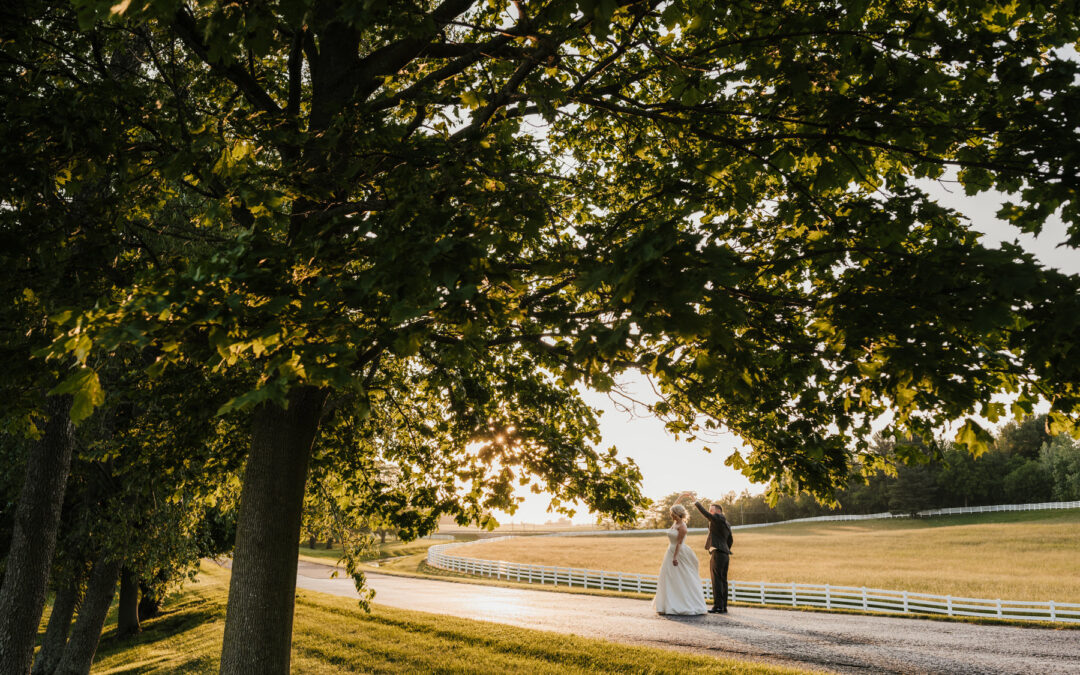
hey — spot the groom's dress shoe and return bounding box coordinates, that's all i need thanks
[708,608,724,614]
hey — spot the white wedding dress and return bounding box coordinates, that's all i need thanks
[651,525,708,615]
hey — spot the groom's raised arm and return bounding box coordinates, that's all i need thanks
[693,501,714,521]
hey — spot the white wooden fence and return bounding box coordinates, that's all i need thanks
[916,501,1080,516]
[426,501,1080,623]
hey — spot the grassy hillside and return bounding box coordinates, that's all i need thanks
[296,536,467,566]
[461,510,1080,602]
[84,563,807,674]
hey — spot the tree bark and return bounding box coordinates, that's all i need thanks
[116,567,140,637]
[219,385,327,675]
[0,394,75,675]
[32,577,81,675]
[53,554,120,675]
[324,537,333,550]
[307,535,316,550]
[137,581,160,621]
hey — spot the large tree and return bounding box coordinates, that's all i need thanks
[11,0,1080,672]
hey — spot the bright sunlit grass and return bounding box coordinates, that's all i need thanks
[86,563,810,674]
[462,510,1080,602]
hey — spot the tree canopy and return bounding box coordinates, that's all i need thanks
[45,0,1080,495]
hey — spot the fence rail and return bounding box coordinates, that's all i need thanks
[916,501,1080,517]
[426,500,1080,623]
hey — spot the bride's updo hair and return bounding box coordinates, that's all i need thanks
[670,503,688,522]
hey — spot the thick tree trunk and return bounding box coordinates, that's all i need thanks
[307,535,316,550]
[116,567,140,637]
[219,385,327,675]
[53,554,120,675]
[0,394,75,675]
[32,577,81,675]
[137,581,160,621]
[324,537,333,550]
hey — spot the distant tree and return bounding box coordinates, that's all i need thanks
[888,464,940,516]
[716,490,773,526]
[994,415,1051,460]
[643,491,713,528]
[937,445,995,508]
[1003,461,1054,504]
[839,475,892,513]
[645,492,683,529]
[1040,436,1080,501]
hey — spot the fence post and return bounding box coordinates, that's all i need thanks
[903,591,909,613]
[618,572,624,592]
[862,587,867,610]
[1051,601,1057,621]
[997,599,1002,618]
[759,582,765,605]
[825,584,831,610]
[791,582,797,607]
[947,595,953,616]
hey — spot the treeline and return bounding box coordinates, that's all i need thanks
[646,416,1080,527]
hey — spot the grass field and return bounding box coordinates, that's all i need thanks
[82,563,807,674]
[461,510,1080,602]
[296,536,464,566]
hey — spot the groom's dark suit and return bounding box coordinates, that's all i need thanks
[694,501,733,611]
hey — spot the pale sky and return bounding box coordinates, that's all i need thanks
[497,174,1080,525]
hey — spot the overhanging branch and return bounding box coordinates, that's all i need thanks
[171,6,282,117]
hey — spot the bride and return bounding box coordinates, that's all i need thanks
[651,503,708,615]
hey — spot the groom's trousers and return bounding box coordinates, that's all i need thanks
[710,550,730,610]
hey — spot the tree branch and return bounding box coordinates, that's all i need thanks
[287,27,304,118]
[353,0,479,102]
[171,6,282,117]
[370,34,516,111]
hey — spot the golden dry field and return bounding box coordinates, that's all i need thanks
[464,510,1080,602]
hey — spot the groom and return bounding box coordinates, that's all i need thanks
[692,498,733,614]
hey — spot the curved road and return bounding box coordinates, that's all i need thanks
[294,561,1080,674]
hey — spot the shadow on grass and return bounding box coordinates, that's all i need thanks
[92,606,222,674]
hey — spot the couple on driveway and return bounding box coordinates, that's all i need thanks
[651,492,733,616]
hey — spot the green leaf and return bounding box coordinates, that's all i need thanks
[49,368,105,424]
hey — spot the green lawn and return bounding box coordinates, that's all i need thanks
[86,563,809,674]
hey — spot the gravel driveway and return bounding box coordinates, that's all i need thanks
[294,560,1080,674]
